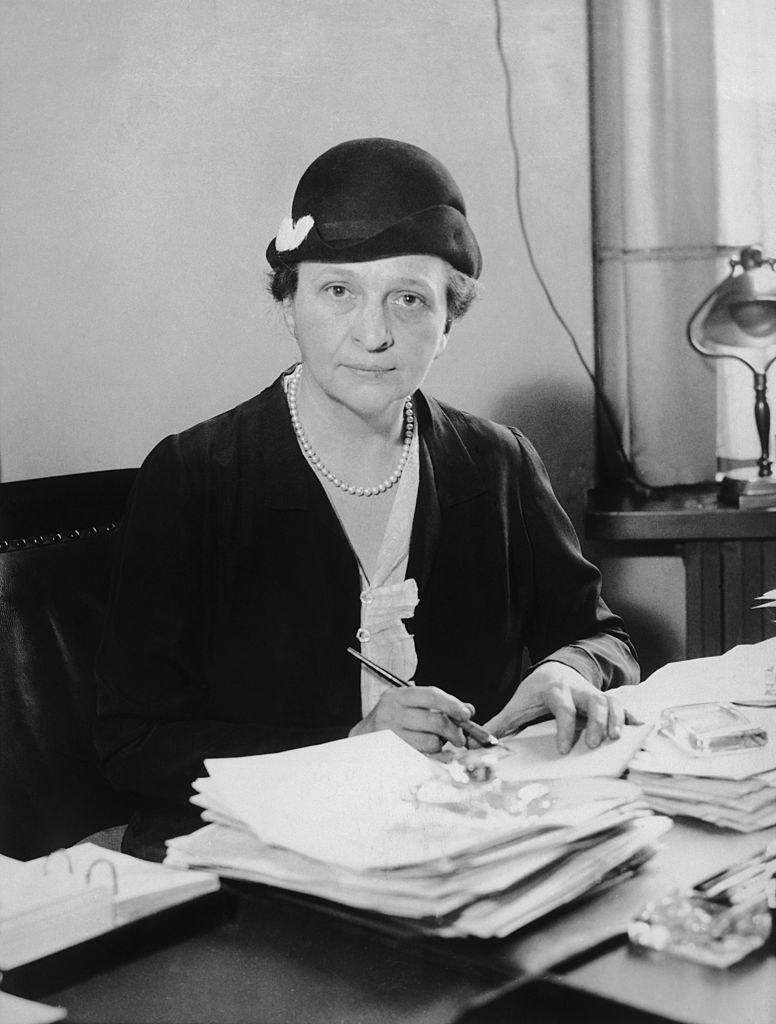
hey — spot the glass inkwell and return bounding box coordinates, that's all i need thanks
[410,748,554,821]
[629,844,776,968]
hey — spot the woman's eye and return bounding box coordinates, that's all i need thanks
[324,285,350,299]
[395,292,424,309]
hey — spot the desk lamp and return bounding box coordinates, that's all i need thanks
[687,246,776,508]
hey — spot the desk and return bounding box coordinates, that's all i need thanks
[547,821,776,1024]
[6,822,775,1024]
[586,484,776,659]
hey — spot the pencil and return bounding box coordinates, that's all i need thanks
[694,847,776,899]
[346,646,501,748]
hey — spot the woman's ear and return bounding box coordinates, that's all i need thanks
[281,297,296,338]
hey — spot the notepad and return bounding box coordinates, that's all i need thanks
[0,843,219,970]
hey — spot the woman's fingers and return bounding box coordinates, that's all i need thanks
[400,685,473,722]
[607,696,626,740]
[362,685,472,751]
[477,663,639,759]
[396,728,445,754]
[542,680,615,753]
[483,702,546,739]
[542,687,579,754]
[580,691,609,749]
[399,705,467,747]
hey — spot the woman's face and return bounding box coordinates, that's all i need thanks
[282,255,449,419]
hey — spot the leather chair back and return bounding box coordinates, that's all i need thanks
[0,470,137,858]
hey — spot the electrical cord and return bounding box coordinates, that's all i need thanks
[491,0,651,491]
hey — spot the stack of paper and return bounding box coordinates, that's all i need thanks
[165,730,670,939]
[0,843,220,970]
[626,768,776,831]
[610,640,776,831]
[627,714,776,831]
[610,638,776,724]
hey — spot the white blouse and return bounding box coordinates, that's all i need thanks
[353,428,419,714]
[282,370,420,715]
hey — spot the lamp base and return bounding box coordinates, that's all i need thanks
[719,468,776,509]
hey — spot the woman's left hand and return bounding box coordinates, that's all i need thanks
[482,661,625,754]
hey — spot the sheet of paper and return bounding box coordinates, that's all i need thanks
[204,731,457,870]
[610,658,734,722]
[611,638,776,722]
[720,640,776,705]
[167,792,662,930]
[167,821,576,919]
[495,721,652,782]
[436,816,672,939]
[629,706,776,779]
[200,732,654,872]
[722,636,776,672]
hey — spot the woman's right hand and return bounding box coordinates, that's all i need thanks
[349,686,475,754]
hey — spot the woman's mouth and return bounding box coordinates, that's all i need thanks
[344,365,394,377]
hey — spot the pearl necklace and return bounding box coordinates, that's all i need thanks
[286,364,415,497]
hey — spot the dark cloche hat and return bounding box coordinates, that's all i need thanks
[266,138,482,278]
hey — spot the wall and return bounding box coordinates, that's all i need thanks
[585,0,776,675]
[0,0,597,530]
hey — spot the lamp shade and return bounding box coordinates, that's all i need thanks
[687,246,776,503]
[700,247,776,351]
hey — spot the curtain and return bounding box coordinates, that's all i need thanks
[589,0,774,487]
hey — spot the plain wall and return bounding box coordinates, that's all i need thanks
[1,0,596,526]
[1,0,686,673]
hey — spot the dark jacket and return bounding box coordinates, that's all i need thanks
[95,373,638,858]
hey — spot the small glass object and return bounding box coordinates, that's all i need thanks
[659,701,767,754]
[411,749,554,820]
[628,888,771,968]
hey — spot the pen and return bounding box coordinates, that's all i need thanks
[346,646,501,748]
[703,857,776,901]
[694,844,776,898]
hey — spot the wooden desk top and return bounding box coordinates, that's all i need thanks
[9,821,775,1024]
[551,941,776,1024]
[548,822,776,1024]
[586,484,776,541]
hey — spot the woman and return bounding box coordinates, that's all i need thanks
[96,138,639,860]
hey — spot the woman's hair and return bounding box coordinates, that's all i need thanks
[268,264,299,304]
[445,267,481,325]
[268,263,480,329]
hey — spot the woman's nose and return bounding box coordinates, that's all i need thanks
[352,301,392,351]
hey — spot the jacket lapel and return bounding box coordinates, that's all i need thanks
[257,377,488,602]
[408,393,488,595]
[259,372,360,597]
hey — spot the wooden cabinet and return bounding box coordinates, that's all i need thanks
[586,484,776,659]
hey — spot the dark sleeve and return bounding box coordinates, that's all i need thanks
[94,435,348,806]
[510,429,640,691]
